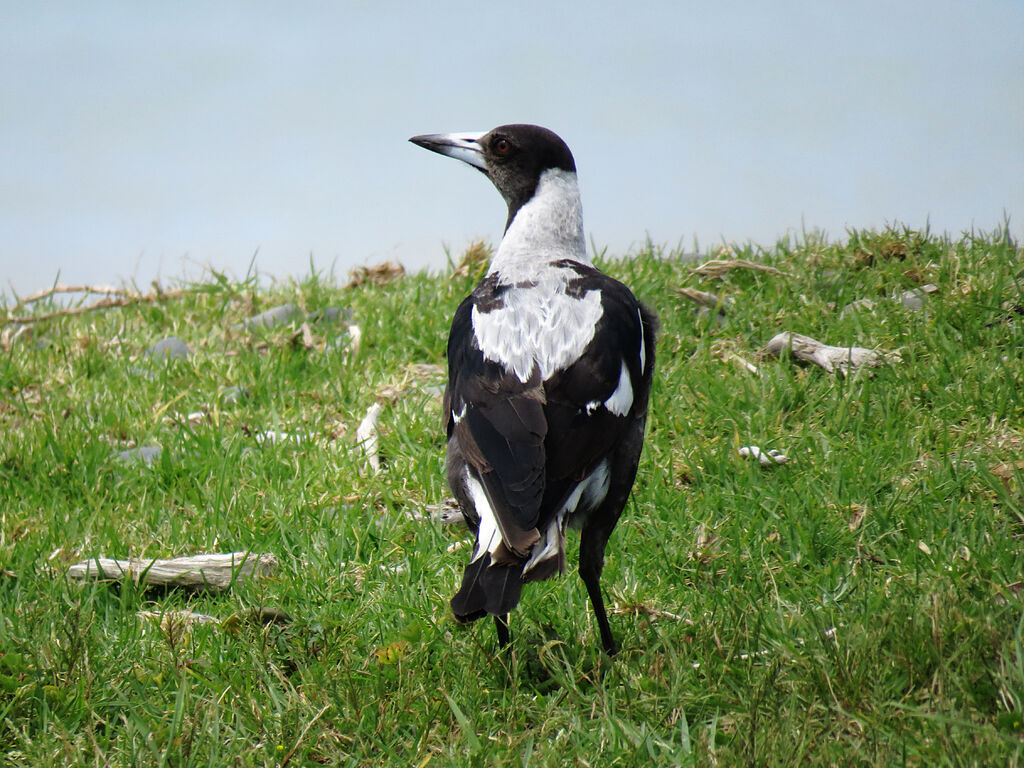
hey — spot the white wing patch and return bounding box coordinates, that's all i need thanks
[637,307,646,374]
[522,459,610,575]
[603,360,634,417]
[466,470,501,562]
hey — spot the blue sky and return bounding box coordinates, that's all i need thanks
[2,1,1022,297]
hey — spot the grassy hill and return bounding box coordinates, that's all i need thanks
[1,227,1022,766]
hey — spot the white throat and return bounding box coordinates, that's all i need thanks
[489,168,589,278]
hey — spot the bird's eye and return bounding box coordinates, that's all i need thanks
[494,138,511,155]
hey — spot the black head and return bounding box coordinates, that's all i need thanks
[477,125,575,221]
[410,124,577,230]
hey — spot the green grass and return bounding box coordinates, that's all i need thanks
[1,226,1022,766]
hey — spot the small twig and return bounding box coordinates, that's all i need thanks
[17,283,133,305]
[281,704,331,768]
[725,351,761,375]
[690,259,795,279]
[676,287,730,310]
[4,287,188,326]
[611,602,693,624]
[137,609,220,629]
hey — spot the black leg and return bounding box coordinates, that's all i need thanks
[494,614,511,649]
[579,527,618,656]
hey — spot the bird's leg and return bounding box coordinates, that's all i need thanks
[494,614,511,649]
[579,527,618,656]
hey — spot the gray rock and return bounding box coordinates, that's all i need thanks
[147,337,192,360]
[900,285,937,311]
[219,386,251,406]
[116,446,162,464]
[307,306,350,325]
[232,303,302,332]
[839,297,877,318]
[901,292,925,311]
[696,306,728,326]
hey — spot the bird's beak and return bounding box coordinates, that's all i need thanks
[409,131,487,172]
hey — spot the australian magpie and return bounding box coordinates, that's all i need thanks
[409,124,656,655]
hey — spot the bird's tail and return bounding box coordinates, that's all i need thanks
[450,553,524,623]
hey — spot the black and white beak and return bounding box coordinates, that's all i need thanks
[409,131,488,172]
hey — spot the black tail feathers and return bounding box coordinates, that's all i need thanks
[450,554,524,623]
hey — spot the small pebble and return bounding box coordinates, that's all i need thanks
[219,386,251,406]
[146,337,192,360]
[306,306,350,325]
[232,303,302,332]
[900,285,937,311]
[116,446,162,464]
[839,298,876,318]
[696,306,728,326]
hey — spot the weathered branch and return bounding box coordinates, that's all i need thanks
[676,287,734,311]
[67,552,278,591]
[690,259,795,279]
[762,331,899,374]
[15,283,132,305]
[4,285,188,326]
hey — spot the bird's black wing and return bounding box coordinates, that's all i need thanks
[445,294,547,559]
[539,262,654,509]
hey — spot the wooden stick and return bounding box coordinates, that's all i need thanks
[67,552,277,591]
[690,258,795,279]
[762,331,900,374]
[611,602,693,624]
[137,609,220,627]
[4,287,188,326]
[676,287,731,310]
[16,283,134,305]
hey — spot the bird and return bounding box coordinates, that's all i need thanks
[409,124,657,655]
